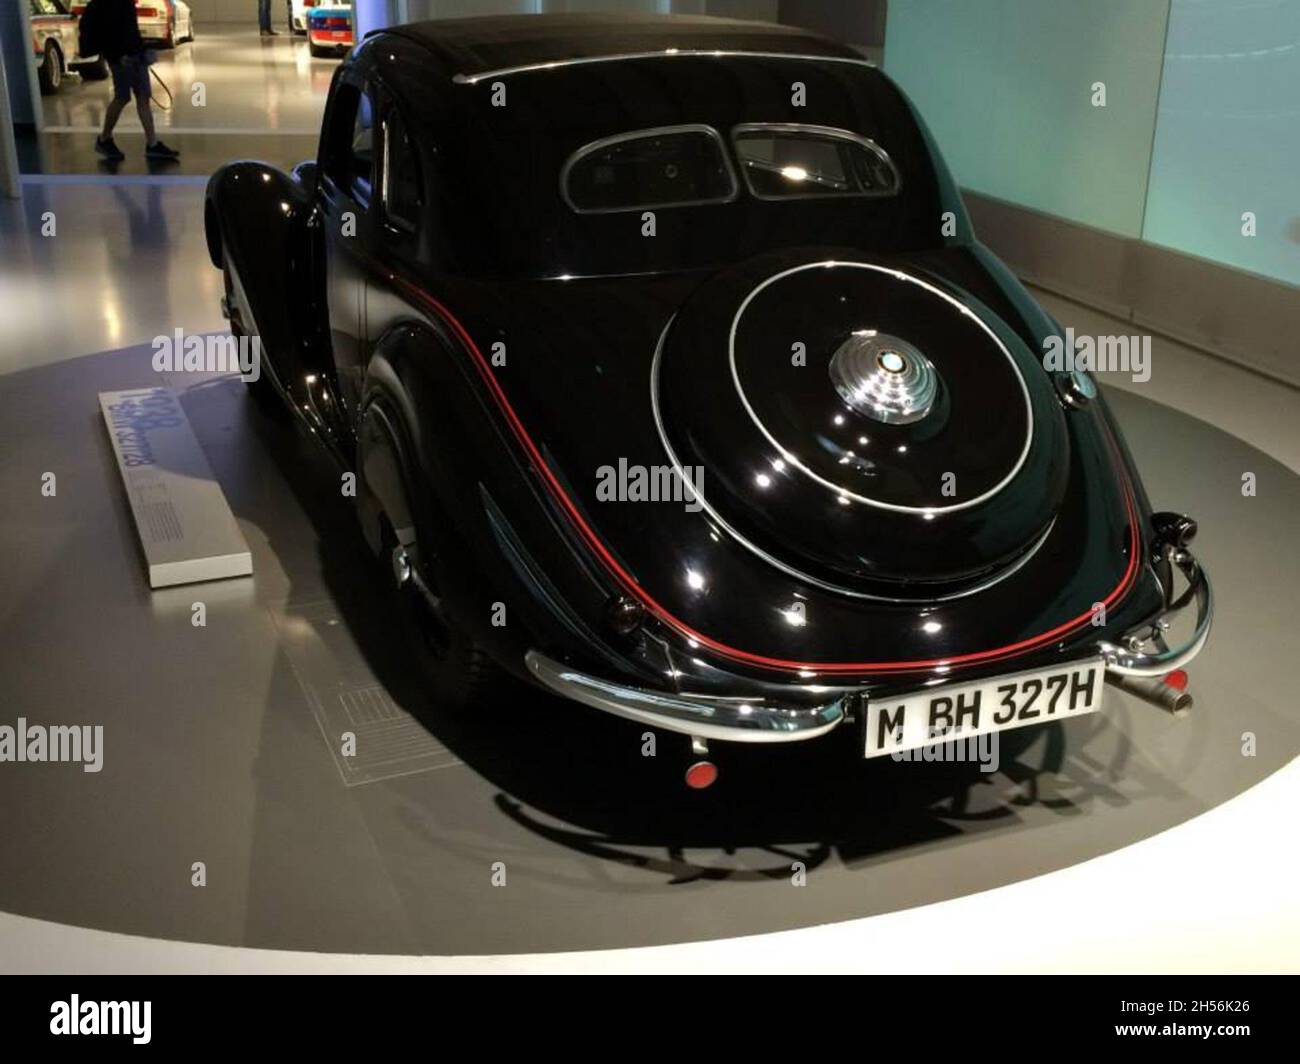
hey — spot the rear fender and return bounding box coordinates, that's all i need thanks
[357,324,536,676]
[357,323,664,685]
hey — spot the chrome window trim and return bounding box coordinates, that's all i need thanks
[730,122,901,201]
[559,123,739,216]
[452,49,875,85]
[380,116,391,212]
[379,113,418,234]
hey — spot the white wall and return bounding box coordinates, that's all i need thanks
[185,0,264,24]
[360,0,782,38]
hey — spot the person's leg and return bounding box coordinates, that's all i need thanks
[135,92,156,146]
[258,0,274,34]
[133,59,178,158]
[96,61,130,159]
[101,97,127,140]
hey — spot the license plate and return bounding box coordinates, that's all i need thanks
[863,659,1105,758]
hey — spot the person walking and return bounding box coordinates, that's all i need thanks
[89,0,179,161]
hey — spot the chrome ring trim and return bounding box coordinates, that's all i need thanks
[525,649,847,743]
[730,122,901,200]
[727,261,1035,515]
[452,50,877,85]
[558,124,739,215]
[650,318,1055,603]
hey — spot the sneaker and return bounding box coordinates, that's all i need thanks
[95,136,125,161]
[145,139,180,160]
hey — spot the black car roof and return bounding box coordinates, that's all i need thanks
[376,12,864,82]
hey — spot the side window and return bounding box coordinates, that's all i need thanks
[382,109,422,233]
[324,81,375,204]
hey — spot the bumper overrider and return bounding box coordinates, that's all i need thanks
[526,515,1213,743]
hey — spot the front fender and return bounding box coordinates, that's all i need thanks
[205,161,323,396]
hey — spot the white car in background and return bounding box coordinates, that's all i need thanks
[290,2,351,41]
[134,1,194,48]
[287,0,317,35]
[69,1,194,49]
[29,0,109,95]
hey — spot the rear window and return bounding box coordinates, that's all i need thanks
[732,124,900,199]
[561,125,737,214]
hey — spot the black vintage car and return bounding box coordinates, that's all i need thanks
[205,13,1211,786]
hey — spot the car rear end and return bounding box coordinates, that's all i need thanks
[133,2,170,43]
[308,3,353,52]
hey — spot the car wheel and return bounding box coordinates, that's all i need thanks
[161,19,175,49]
[308,40,326,57]
[381,516,511,713]
[37,42,62,95]
[71,56,110,80]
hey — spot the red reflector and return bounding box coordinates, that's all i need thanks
[685,761,718,789]
[1164,669,1189,691]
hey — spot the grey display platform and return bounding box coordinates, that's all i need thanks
[1,340,1297,956]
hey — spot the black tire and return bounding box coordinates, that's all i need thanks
[37,42,61,95]
[71,56,110,80]
[381,518,511,713]
[160,19,175,49]
[308,41,326,57]
[243,354,286,417]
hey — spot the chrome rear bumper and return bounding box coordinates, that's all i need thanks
[526,548,1211,742]
[523,650,848,743]
[1100,546,1212,677]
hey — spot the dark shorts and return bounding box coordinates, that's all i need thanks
[109,54,151,103]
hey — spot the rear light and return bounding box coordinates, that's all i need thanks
[684,761,718,789]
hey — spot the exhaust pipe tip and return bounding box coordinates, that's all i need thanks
[1163,686,1193,717]
[1107,671,1193,718]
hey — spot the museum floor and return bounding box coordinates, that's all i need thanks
[1,176,1299,969]
[19,27,328,177]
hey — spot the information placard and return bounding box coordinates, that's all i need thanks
[99,387,253,588]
